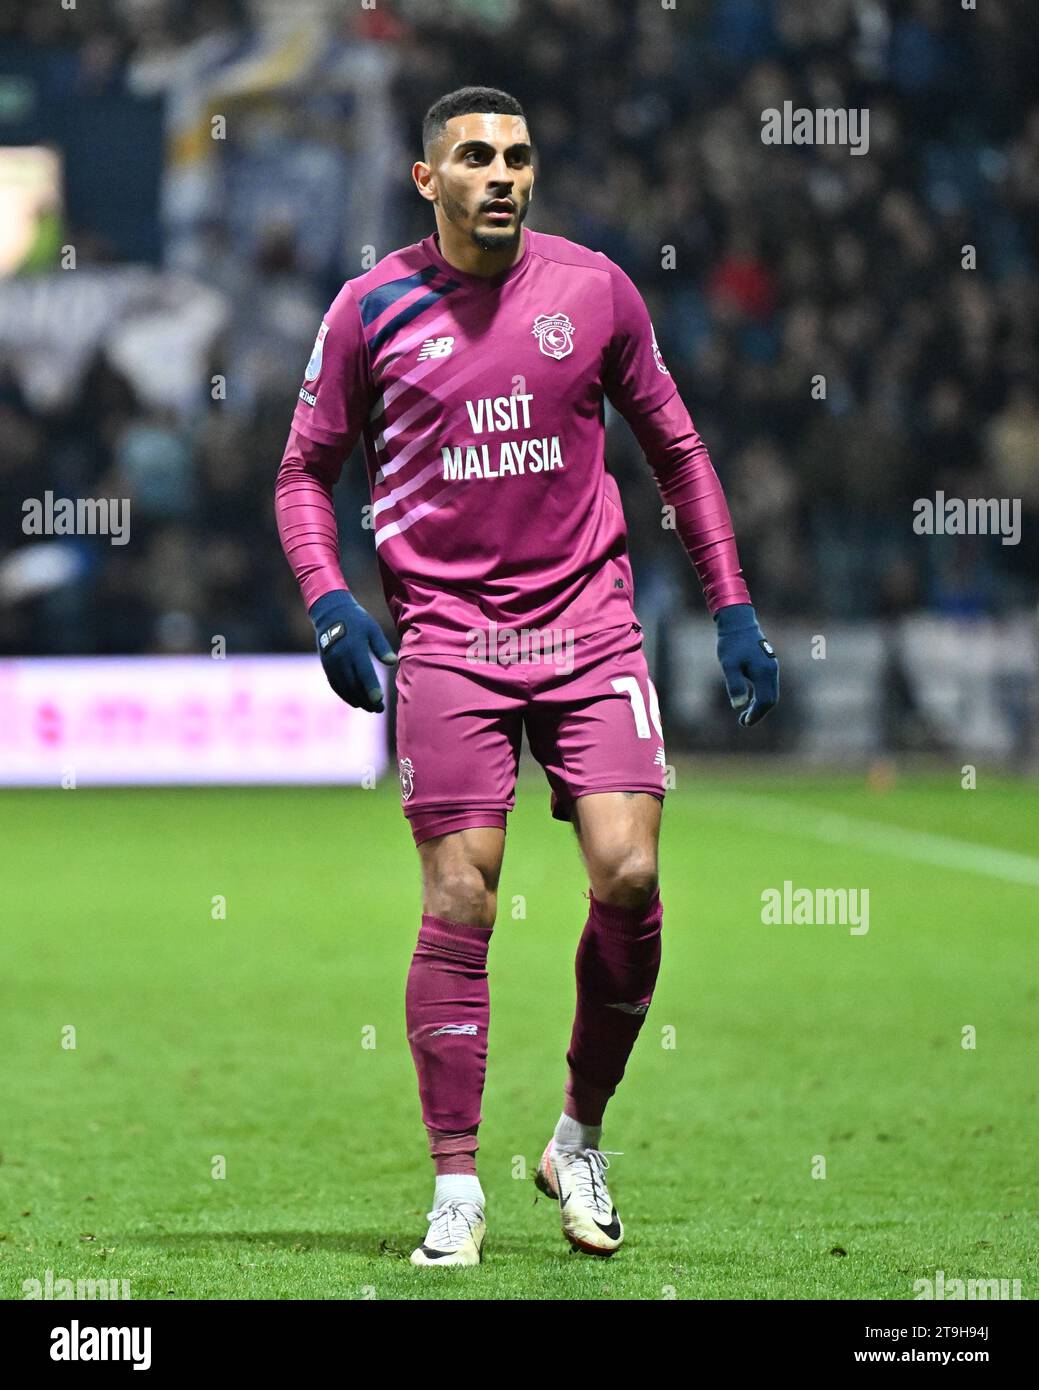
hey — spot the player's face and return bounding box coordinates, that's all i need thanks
[429,113,534,252]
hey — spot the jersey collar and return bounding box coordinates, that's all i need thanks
[422,228,533,288]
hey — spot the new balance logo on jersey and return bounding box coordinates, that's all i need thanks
[654,746,667,767]
[418,336,455,360]
[430,1023,478,1036]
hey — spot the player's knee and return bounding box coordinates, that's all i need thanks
[423,860,497,929]
[594,856,659,911]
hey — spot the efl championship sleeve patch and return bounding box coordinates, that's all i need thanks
[304,321,330,382]
[651,327,669,375]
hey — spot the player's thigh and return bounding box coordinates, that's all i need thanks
[396,654,522,924]
[525,624,666,907]
[417,825,507,927]
[571,791,661,905]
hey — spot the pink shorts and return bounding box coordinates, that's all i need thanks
[394,621,667,845]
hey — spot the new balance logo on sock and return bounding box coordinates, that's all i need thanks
[606,1001,649,1015]
[430,1023,478,1036]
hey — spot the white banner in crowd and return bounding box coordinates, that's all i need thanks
[0,656,388,786]
[0,268,229,415]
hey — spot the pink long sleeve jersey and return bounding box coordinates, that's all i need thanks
[275,228,750,655]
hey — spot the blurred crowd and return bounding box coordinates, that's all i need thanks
[0,0,1037,662]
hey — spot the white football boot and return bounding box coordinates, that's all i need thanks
[534,1141,624,1256]
[410,1199,485,1267]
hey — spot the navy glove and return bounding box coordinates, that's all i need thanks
[714,603,779,728]
[309,589,397,713]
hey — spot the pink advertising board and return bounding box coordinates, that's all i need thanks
[0,656,388,786]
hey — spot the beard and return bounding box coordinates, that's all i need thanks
[440,186,530,252]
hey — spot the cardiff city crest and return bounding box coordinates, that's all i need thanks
[532,312,575,360]
[304,321,329,381]
[399,756,415,802]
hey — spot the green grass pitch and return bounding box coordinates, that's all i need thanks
[1,770,1036,1300]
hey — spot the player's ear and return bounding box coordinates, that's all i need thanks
[413,161,437,203]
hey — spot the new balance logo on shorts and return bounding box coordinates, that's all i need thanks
[418,336,455,360]
[430,1023,478,1036]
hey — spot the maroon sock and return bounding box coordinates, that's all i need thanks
[564,888,663,1126]
[406,913,493,1174]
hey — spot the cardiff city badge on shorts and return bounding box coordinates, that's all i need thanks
[399,756,415,803]
[304,321,329,382]
[532,312,574,360]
